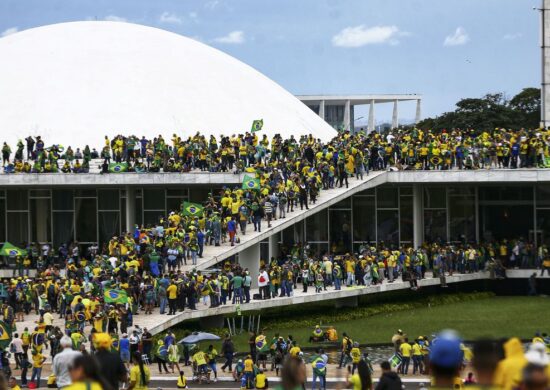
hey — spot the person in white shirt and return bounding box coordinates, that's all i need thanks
[257,269,270,300]
[52,336,81,388]
[9,334,24,369]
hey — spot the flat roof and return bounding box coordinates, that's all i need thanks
[297,94,422,105]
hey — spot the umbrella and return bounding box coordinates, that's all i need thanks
[178,332,220,344]
[0,242,27,257]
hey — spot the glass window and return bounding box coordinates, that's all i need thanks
[353,196,375,243]
[377,210,399,246]
[424,210,447,242]
[75,198,97,242]
[75,190,96,197]
[358,188,375,196]
[479,205,533,242]
[98,190,119,211]
[537,209,550,246]
[424,187,446,209]
[0,199,5,242]
[52,190,74,211]
[331,197,351,209]
[448,187,475,196]
[144,211,162,226]
[449,196,475,243]
[306,209,328,242]
[135,197,143,226]
[98,211,120,244]
[30,198,51,243]
[30,190,51,197]
[399,187,413,196]
[53,212,74,247]
[282,226,296,247]
[167,189,188,197]
[307,243,329,258]
[329,210,352,253]
[400,196,413,243]
[167,198,185,214]
[189,187,212,203]
[7,212,28,246]
[143,189,165,210]
[377,187,398,209]
[479,186,533,202]
[7,190,28,210]
[536,185,550,207]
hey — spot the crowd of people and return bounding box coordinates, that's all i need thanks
[2,127,550,174]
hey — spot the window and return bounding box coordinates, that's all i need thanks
[306,209,328,242]
[353,196,375,243]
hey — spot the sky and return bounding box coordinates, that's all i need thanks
[0,0,542,122]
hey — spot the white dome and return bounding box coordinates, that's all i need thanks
[0,21,335,148]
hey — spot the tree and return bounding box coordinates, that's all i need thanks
[416,88,541,131]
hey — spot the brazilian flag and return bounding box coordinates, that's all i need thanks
[251,119,263,133]
[108,162,128,173]
[104,289,128,304]
[0,321,11,349]
[242,175,260,191]
[0,242,27,257]
[181,201,204,217]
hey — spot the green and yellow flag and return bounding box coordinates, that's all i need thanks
[108,162,128,173]
[181,201,204,217]
[0,320,12,348]
[0,242,27,257]
[251,119,263,133]
[104,289,128,304]
[242,175,260,191]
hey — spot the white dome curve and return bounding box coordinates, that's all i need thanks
[0,21,335,148]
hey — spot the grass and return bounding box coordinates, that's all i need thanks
[191,296,550,352]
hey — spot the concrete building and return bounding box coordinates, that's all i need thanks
[298,94,422,132]
[1,170,550,277]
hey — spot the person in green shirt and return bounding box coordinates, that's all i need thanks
[231,273,243,304]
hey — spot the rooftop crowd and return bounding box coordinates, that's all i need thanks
[2,126,550,174]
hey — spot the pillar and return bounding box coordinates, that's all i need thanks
[415,99,422,124]
[413,184,423,249]
[392,99,399,129]
[268,234,280,261]
[368,100,375,133]
[239,242,261,288]
[319,100,325,121]
[125,186,135,233]
[344,100,351,131]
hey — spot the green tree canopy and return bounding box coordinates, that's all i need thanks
[417,88,541,131]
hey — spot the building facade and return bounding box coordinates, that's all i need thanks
[2,172,550,260]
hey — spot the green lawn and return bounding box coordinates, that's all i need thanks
[217,296,550,352]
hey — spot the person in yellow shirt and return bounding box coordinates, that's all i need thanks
[411,339,423,375]
[30,350,46,388]
[350,342,362,374]
[129,352,150,390]
[166,281,178,315]
[176,370,188,388]
[255,369,268,389]
[398,338,412,376]
[493,338,527,390]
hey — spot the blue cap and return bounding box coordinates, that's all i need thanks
[429,331,463,368]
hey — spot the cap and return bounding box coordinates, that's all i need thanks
[429,331,463,369]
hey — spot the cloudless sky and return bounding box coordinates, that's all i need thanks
[0,0,542,122]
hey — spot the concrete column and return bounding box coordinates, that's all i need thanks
[392,99,399,129]
[413,184,423,249]
[344,100,351,131]
[125,186,135,233]
[319,100,325,121]
[239,242,261,288]
[415,99,422,124]
[268,234,279,261]
[368,100,375,133]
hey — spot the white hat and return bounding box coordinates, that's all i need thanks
[525,342,550,366]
